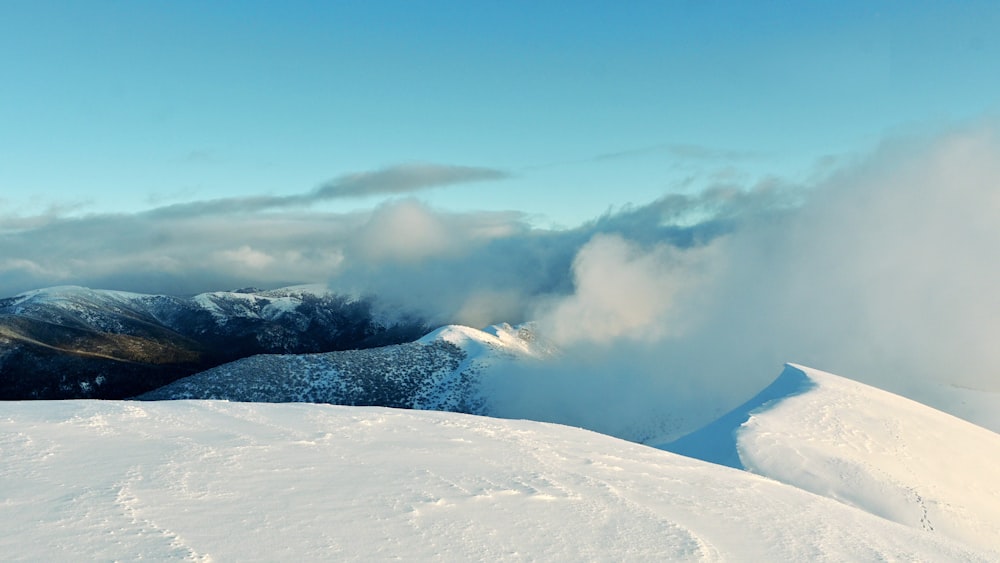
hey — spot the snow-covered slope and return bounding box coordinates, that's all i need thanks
[419,322,555,359]
[1,400,992,561]
[663,363,1000,553]
[138,323,548,413]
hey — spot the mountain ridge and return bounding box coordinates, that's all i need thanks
[137,323,549,415]
[0,285,432,399]
[661,363,1000,552]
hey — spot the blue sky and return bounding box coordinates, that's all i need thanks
[2,1,997,227]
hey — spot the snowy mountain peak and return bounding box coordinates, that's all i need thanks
[418,322,554,360]
[663,362,1000,553]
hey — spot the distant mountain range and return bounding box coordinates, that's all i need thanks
[0,285,432,399]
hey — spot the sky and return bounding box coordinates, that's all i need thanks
[2,2,1000,402]
[2,1,998,227]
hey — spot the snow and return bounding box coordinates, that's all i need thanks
[192,292,266,324]
[4,295,999,563]
[1,399,992,561]
[138,340,470,408]
[12,285,145,304]
[662,363,1000,553]
[138,323,549,412]
[193,291,300,322]
[260,296,300,318]
[419,322,553,360]
[660,364,816,470]
[191,287,330,324]
[191,292,225,319]
[265,283,332,297]
[10,285,153,313]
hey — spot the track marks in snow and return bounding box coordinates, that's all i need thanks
[114,467,213,562]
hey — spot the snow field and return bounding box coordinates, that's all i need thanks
[1,400,992,561]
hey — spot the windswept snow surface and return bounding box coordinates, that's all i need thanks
[663,363,1000,553]
[1,401,992,561]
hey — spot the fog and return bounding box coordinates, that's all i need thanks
[483,124,1000,440]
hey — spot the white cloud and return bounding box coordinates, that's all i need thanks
[0,258,60,277]
[216,245,276,269]
[350,200,461,263]
[483,122,1000,440]
[535,234,711,345]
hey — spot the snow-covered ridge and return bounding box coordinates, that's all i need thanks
[192,291,300,325]
[8,283,340,324]
[1,400,992,561]
[662,363,1000,553]
[189,285,339,325]
[6,285,179,330]
[419,322,555,359]
[5,285,302,332]
[5,284,429,339]
[137,323,550,412]
[11,285,152,306]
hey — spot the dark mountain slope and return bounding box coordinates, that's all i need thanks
[0,286,431,399]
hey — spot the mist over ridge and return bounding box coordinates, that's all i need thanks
[3,123,999,421]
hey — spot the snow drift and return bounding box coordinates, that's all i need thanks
[1,399,993,561]
[663,363,1000,552]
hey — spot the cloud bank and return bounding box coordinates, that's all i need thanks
[147,162,507,217]
[317,163,508,199]
[2,125,999,438]
[483,123,1000,441]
